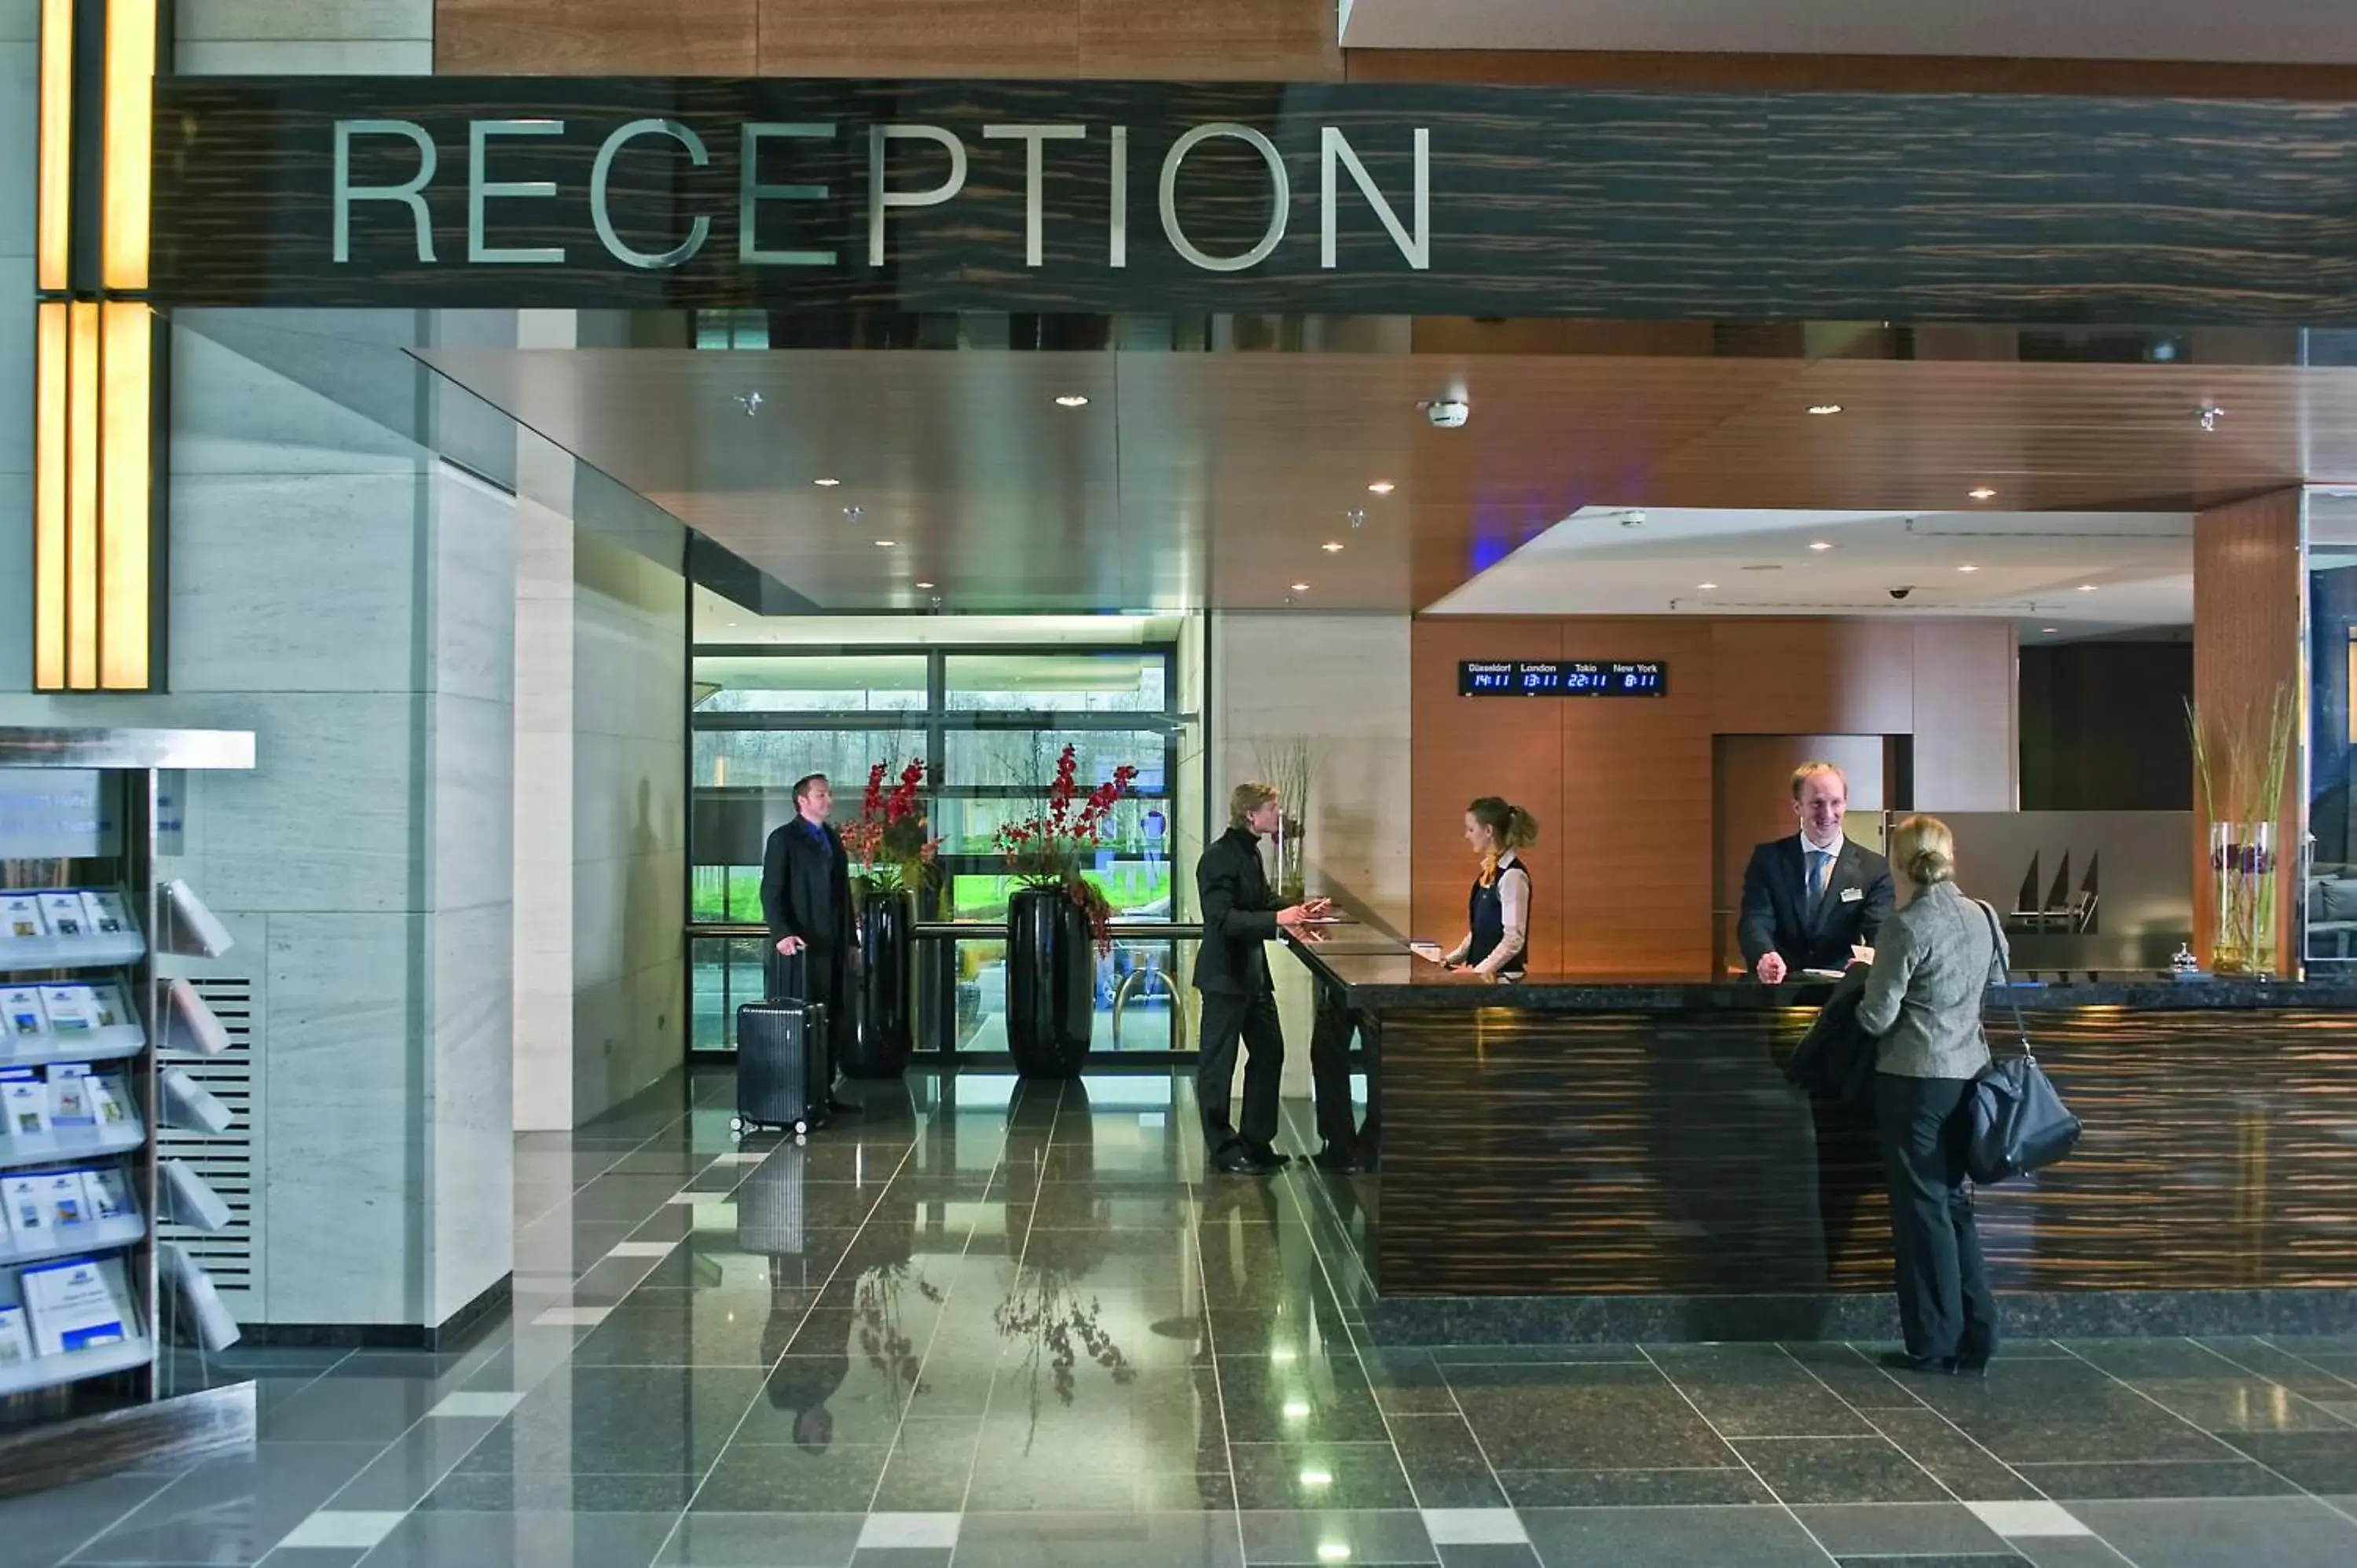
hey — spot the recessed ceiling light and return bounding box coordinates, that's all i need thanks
[1054,394,1090,407]
[874,538,896,548]
[842,505,864,522]
[1290,582,1311,593]
[2042,626,2059,633]
[1958,563,1980,573]
[1299,1469,1333,1488]
[1807,403,1843,416]
[915,581,934,590]
[1366,481,1395,495]
[1321,540,1344,552]
[813,477,841,487]
[1697,581,1719,590]
[1968,486,1997,501]
[1809,540,1833,551]
[2077,583,2099,592]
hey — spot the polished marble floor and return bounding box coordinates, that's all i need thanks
[12,1067,2357,1567]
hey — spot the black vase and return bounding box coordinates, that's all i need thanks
[849,887,915,1079]
[1005,883,1095,1078]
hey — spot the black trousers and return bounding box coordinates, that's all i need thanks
[1875,1072,1997,1361]
[1197,987,1284,1152]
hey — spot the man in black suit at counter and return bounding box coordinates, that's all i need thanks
[761,772,858,1119]
[1194,782,1329,1175]
[1738,762,1894,984]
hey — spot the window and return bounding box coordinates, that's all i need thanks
[687,642,1186,1053]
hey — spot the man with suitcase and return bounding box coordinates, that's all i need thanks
[760,772,860,1124]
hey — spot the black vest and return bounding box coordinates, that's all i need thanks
[1468,855,1530,977]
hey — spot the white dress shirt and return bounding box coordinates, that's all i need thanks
[1798,830,1846,903]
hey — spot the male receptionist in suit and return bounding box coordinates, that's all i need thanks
[1737,761,1895,984]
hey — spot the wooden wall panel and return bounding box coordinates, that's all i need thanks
[1561,621,1715,973]
[438,0,758,75]
[1409,619,1567,973]
[1413,615,2016,974]
[2192,489,2305,972]
[1912,621,2018,811]
[1706,621,1915,738]
[438,0,1340,78]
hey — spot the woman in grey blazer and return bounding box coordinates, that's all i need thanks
[1855,814,2006,1375]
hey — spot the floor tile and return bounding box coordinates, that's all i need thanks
[692,1444,893,1513]
[607,1240,683,1258]
[1448,1364,1732,1472]
[953,1510,1245,1568]
[427,1390,526,1420]
[1519,1504,1834,1567]
[273,1511,405,1550]
[651,1511,867,1566]
[1648,1343,1874,1438]
[356,1508,684,1568]
[533,1306,614,1328]
[1791,1502,2011,1556]
[1735,1437,1949,1505]
[2067,1497,2357,1568]
[1911,1365,2242,1465]
[67,1442,386,1566]
[1240,1508,1437,1565]
[1385,1416,1509,1510]
[1434,1548,1541,1568]
[1831,1556,2033,1567]
[2129,1379,2355,1435]
[856,1513,960,1548]
[0,1471,182,1568]
[1233,1443,1418,1511]
[2012,1460,2302,1500]
[2216,1429,2357,1491]
[2011,1542,2137,1568]
[1497,1467,1772,1508]
[1868,1409,2040,1502]
[418,1468,703,1511]
[1421,1508,1529,1545]
[1966,1500,2095,1537]
[849,1551,953,1568]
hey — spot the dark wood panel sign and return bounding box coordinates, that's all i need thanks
[1460,660,1667,697]
[151,78,2357,321]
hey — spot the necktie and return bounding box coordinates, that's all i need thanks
[1808,849,1830,902]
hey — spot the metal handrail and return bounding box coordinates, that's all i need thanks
[685,920,1205,940]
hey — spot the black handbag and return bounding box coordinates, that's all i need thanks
[1967,901,2083,1184]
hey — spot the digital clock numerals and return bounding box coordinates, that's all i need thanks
[1457,660,1668,697]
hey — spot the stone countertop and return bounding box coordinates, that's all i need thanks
[1283,935,2357,1012]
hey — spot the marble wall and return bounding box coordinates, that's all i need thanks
[0,1,34,694]
[1209,610,1414,1095]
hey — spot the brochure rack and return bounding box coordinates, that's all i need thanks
[0,729,256,1493]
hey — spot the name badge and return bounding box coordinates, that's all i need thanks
[1840,887,1864,903]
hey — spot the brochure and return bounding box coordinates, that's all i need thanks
[161,1160,230,1232]
[49,1064,93,1127]
[84,982,130,1031]
[2,988,47,1042]
[36,892,86,940]
[81,1167,134,1224]
[160,1243,240,1352]
[1,896,45,942]
[165,979,229,1057]
[19,1255,130,1356]
[79,891,132,937]
[42,1171,87,1229]
[161,1067,234,1135]
[85,1076,129,1127]
[4,1174,47,1239]
[40,987,97,1035]
[3,1072,51,1136]
[0,1305,31,1368]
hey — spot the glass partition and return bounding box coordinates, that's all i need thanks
[687,639,1188,1055]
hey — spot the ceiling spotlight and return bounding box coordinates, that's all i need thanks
[1290,581,1311,593]
[2042,626,2059,633]
[842,505,864,522]
[1697,581,1719,590]
[813,477,841,487]
[1807,403,1843,416]
[1366,480,1395,495]
[2077,583,2099,592]
[1809,540,1833,551]
[1321,540,1345,553]
[1958,564,1980,573]
[2199,404,2228,432]
[874,538,897,548]
[1968,486,1997,501]
[915,581,934,590]
[1346,508,1367,529]
[735,391,763,416]
[1054,394,1090,408]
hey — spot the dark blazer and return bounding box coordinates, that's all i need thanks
[1738,835,1894,976]
[1193,825,1282,995]
[1784,964,1879,1108]
[760,816,853,954]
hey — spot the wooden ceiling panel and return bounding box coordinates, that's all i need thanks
[414,345,2357,612]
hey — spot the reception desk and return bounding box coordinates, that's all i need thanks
[1289,938,2357,1343]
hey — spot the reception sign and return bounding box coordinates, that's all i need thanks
[151,78,2357,322]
